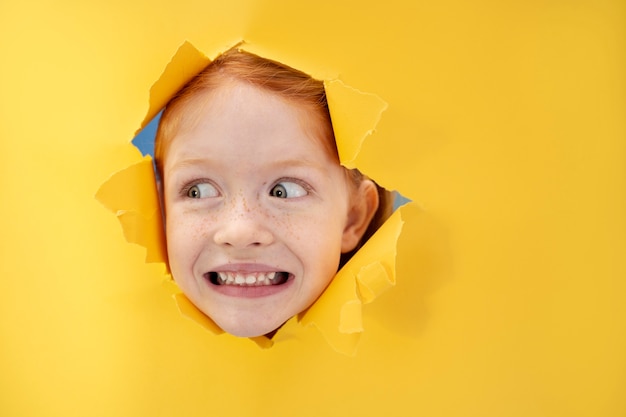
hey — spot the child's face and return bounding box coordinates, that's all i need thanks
[162,80,358,337]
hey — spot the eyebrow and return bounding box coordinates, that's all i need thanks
[167,157,215,172]
[166,156,330,176]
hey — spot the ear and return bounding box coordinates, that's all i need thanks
[341,179,380,253]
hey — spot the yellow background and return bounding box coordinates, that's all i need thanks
[1,1,624,416]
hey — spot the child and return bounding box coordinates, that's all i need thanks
[154,48,391,338]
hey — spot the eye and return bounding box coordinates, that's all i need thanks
[269,181,308,199]
[186,183,219,199]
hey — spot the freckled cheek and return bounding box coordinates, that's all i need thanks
[267,210,297,240]
[271,209,339,252]
[192,210,220,241]
[268,205,330,242]
[165,209,219,261]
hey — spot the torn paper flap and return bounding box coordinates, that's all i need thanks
[299,209,404,355]
[141,41,211,132]
[325,79,388,169]
[355,262,392,305]
[95,157,167,265]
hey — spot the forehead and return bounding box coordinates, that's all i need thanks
[161,80,338,165]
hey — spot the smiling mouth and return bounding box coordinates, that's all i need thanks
[206,271,290,286]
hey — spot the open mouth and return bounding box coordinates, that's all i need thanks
[206,271,290,286]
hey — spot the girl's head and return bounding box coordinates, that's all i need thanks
[155,48,391,337]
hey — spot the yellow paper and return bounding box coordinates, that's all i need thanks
[95,158,167,265]
[141,41,211,131]
[325,80,388,169]
[1,1,625,416]
[300,209,404,354]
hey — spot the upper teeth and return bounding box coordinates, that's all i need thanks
[216,272,280,286]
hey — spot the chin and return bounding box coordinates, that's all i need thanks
[214,317,284,338]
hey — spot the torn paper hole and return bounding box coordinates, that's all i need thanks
[96,40,405,355]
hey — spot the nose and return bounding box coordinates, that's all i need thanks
[213,198,274,248]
